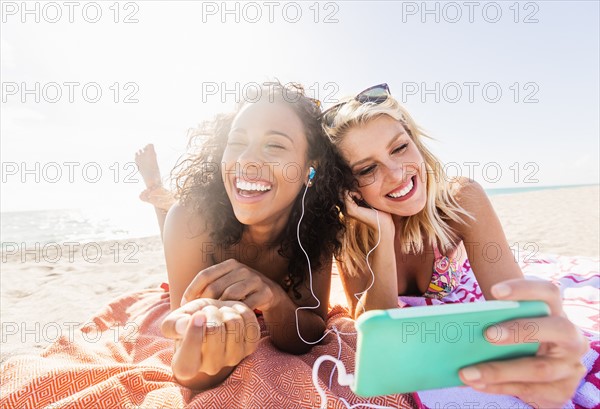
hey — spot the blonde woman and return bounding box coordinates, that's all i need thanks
[322,84,589,408]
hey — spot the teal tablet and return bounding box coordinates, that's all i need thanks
[352,300,550,397]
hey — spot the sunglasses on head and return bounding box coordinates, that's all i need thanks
[321,83,391,126]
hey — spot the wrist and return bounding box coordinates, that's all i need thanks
[264,280,288,313]
[380,221,395,238]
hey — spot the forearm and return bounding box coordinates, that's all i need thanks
[353,227,398,318]
[263,288,326,354]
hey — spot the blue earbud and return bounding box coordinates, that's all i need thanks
[308,166,316,182]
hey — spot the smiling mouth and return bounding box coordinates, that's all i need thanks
[386,176,415,198]
[235,178,272,197]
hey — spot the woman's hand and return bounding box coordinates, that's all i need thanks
[459,279,589,408]
[181,259,282,313]
[343,190,394,233]
[339,190,400,318]
[161,298,260,383]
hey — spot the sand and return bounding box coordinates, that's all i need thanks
[491,186,599,258]
[1,185,598,361]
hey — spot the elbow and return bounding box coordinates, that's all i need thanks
[352,309,364,321]
[279,341,313,355]
[271,320,326,355]
[352,299,398,320]
[271,332,318,355]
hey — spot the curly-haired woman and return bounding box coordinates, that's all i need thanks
[137,82,346,391]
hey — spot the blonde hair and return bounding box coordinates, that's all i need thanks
[322,96,473,277]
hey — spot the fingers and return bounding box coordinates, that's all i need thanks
[235,303,261,355]
[182,259,238,304]
[460,356,584,385]
[344,191,366,216]
[343,191,396,235]
[344,191,359,208]
[239,280,277,311]
[161,298,215,339]
[171,311,206,381]
[201,306,228,376]
[485,316,588,355]
[220,302,261,356]
[463,376,585,409]
[491,279,564,316]
[220,276,261,302]
[343,191,374,225]
[202,274,247,300]
[460,355,587,408]
[199,303,260,373]
[459,313,590,409]
[221,307,246,366]
[166,299,262,381]
[243,289,269,311]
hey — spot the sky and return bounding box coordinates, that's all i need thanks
[1,0,599,213]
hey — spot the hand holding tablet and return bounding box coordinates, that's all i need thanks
[352,300,550,396]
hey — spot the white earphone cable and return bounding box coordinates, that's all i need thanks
[296,180,393,408]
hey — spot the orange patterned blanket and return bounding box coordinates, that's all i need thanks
[1,287,419,409]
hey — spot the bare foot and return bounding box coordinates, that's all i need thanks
[139,186,176,211]
[135,144,162,188]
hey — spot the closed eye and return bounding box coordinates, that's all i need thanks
[357,165,376,176]
[266,144,285,150]
[391,143,409,155]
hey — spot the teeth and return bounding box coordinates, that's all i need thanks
[387,178,414,198]
[235,178,272,192]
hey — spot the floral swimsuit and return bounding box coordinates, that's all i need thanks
[423,245,465,300]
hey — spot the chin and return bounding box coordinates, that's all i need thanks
[407,192,428,215]
[229,205,259,225]
[385,193,428,217]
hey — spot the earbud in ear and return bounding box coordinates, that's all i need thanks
[306,166,316,187]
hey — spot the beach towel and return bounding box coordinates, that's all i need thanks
[0,286,419,409]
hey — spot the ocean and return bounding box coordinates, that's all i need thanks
[1,184,596,248]
[485,184,596,197]
[1,206,159,249]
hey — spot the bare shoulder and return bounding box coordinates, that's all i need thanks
[449,177,488,211]
[165,201,210,242]
[445,177,496,238]
[163,202,211,274]
[450,177,502,239]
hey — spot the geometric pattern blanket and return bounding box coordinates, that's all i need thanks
[0,287,419,409]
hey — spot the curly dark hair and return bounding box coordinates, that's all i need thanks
[171,82,346,298]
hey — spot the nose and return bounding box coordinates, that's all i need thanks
[383,159,407,184]
[235,143,265,180]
